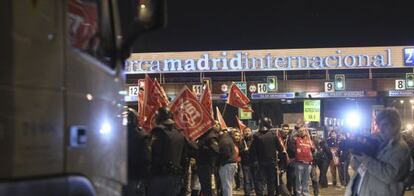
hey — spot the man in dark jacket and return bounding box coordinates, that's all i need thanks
[240,127,254,196]
[316,138,332,188]
[148,107,189,196]
[126,109,151,196]
[337,132,351,186]
[286,125,299,195]
[218,130,237,196]
[196,127,220,196]
[250,117,285,196]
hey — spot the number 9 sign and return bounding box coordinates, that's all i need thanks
[324,82,335,92]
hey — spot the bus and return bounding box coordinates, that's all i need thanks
[0,0,165,195]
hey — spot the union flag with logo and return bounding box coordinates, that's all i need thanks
[169,86,214,141]
[141,75,169,131]
[227,83,254,112]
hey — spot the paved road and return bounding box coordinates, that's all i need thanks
[217,164,413,196]
[232,183,346,196]
[232,184,414,196]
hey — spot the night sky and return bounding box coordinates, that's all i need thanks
[132,0,414,53]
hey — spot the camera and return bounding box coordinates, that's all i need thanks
[340,135,380,157]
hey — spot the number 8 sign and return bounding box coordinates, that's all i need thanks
[395,79,406,90]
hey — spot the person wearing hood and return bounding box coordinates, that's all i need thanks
[345,108,411,196]
[126,109,151,196]
[196,126,220,196]
[147,107,190,196]
[249,117,285,196]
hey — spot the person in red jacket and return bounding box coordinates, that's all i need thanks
[294,127,315,196]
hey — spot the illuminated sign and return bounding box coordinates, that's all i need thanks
[304,100,321,122]
[305,91,365,98]
[124,95,138,102]
[388,90,414,97]
[125,46,412,74]
[239,105,252,120]
[404,48,414,66]
[251,92,295,99]
[235,82,247,94]
[212,94,228,100]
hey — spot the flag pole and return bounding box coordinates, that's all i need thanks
[222,103,228,117]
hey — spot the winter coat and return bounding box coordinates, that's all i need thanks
[295,136,314,164]
[218,132,236,165]
[250,129,284,165]
[197,129,219,167]
[345,135,410,196]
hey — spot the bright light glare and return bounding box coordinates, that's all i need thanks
[99,122,111,135]
[118,90,127,95]
[407,124,413,130]
[410,99,414,104]
[86,93,93,101]
[346,111,360,129]
[140,4,146,9]
[268,83,275,90]
[336,82,343,89]
[408,80,414,87]
[400,100,405,104]
[122,116,128,126]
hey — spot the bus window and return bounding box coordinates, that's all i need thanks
[68,0,110,64]
[67,0,166,69]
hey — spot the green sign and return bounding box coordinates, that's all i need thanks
[239,105,252,120]
[304,100,320,122]
[235,81,247,94]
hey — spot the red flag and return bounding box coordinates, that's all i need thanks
[216,107,227,130]
[154,78,170,105]
[227,83,253,112]
[200,84,213,119]
[137,87,145,126]
[169,86,214,141]
[141,75,169,131]
[235,116,247,133]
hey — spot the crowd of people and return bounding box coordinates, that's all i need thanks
[127,107,414,196]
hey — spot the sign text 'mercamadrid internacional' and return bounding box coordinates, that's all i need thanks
[125,46,412,74]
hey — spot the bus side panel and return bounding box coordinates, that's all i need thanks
[12,88,65,177]
[0,0,66,178]
[64,50,126,196]
[0,0,14,178]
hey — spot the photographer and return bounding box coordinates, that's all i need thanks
[345,108,411,196]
